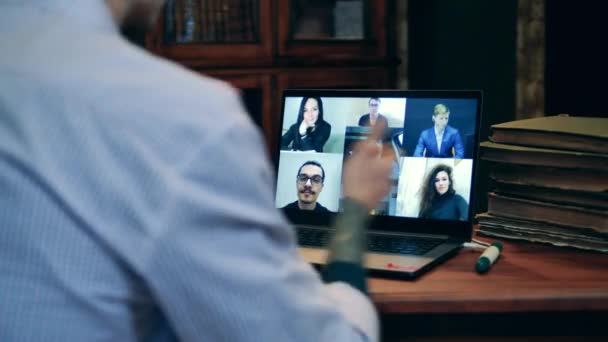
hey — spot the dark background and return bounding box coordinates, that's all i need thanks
[545,1,606,117]
[407,0,606,214]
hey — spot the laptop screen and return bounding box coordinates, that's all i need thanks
[274,89,481,239]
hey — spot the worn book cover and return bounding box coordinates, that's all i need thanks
[480,141,608,171]
[490,115,608,154]
[487,192,608,233]
[477,213,608,253]
[477,212,608,239]
[488,164,608,192]
[491,180,608,210]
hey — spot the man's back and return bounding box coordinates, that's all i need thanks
[0,2,256,340]
[0,2,377,341]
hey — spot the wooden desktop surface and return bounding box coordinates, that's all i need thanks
[368,236,608,340]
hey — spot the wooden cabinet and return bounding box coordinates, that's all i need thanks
[147,0,273,66]
[146,0,399,155]
[276,0,388,59]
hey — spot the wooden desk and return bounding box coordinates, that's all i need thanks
[369,238,608,341]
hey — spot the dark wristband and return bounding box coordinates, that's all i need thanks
[322,261,368,295]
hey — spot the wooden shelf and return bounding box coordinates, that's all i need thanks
[146,0,398,155]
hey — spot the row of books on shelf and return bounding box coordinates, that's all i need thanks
[164,0,259,43]
[477,115,608,253]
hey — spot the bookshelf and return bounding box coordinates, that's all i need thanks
[145,0,398,155]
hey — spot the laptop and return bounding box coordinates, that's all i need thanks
[274,89,482,278]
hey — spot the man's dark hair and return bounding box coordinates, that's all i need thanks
[368,97,381,105]
[297,160,325,182]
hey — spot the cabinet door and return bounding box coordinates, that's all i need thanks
[277,68,389,91]
[147,0,272,67]
[203,72,276,151]
[277,0,387,59]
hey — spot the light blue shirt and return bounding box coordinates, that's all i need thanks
[0,1,377,341]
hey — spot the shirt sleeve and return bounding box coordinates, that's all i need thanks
[358,115,365,126]
[413,131,426,157]
[281,124,296,150]
[141,111,378,341]
[452,129,465,158]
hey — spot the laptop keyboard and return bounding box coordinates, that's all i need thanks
[296,228,444,256]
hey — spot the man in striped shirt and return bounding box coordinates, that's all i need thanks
[0,1,392,341]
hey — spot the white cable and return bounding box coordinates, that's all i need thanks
[472,238,491,247]
[462,242,487,250]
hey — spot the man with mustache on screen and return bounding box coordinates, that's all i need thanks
[282,160,332,213]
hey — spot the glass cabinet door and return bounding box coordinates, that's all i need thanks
[163,0,260,43]
[277,0,387,58]
[147,0,272,66]
[290,0,366,40]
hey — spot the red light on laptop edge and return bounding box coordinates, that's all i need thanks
[386,263,419,271]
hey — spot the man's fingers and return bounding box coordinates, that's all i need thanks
[351,138,379,158]
[353,129,385,157]
[369,124,384,142]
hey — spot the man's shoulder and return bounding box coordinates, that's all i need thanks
[357,114,368,126]
[315,202,332,213]
[445,125,461,135]
[63,37,243,125]
[113,47,253,136]
[421,127,434,137]
[282,201,299,209]
[139,53,239,107]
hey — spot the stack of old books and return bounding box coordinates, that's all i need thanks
[477,114,608,252]
[165,0,259,43]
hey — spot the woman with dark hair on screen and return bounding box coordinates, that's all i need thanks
[281,96,331,152]
[418,164,468,221]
